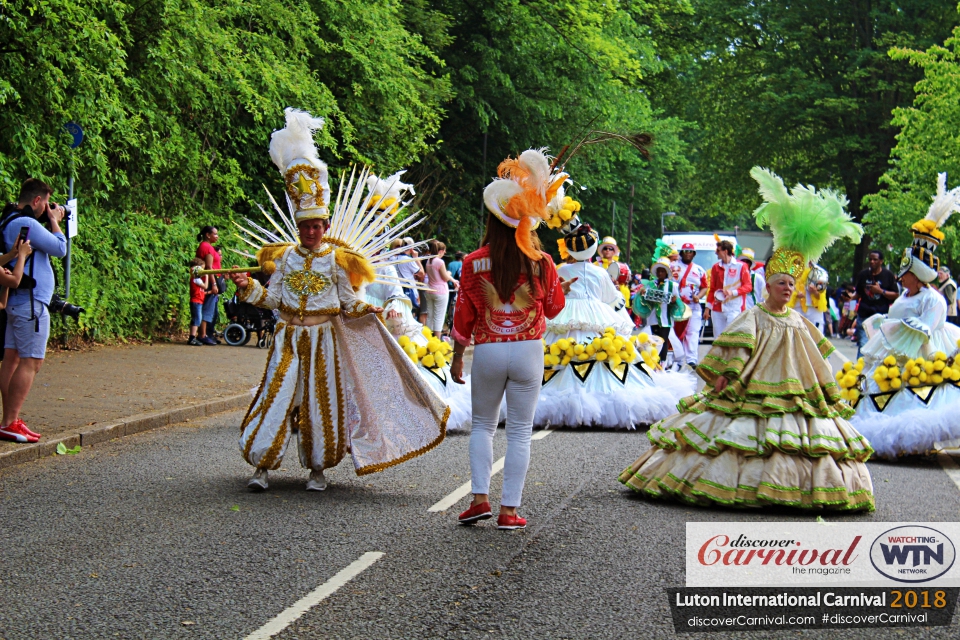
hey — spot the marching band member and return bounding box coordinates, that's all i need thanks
[670,242,707,370]
[706,239,752,337]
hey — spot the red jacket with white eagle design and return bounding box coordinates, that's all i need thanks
[452,245,566,346]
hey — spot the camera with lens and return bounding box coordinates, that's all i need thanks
[49,294,84,320]
[40,202,70,225]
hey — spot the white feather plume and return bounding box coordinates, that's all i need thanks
[268,108,326,173]
[925,172,960,229]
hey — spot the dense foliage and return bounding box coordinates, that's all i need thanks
[1,0,959,339]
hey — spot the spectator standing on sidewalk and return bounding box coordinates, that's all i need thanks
[934,266,958,326]
[854,249,898,354]
[196,226,222,345]
[420,240,459,335]
[188,257,209,346]
[448,251,464,280]
[391,237,424,315]
[0,178,67,444]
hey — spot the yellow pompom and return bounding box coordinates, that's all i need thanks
[544,355,552,367]
[878,380,891,393]
[560,356,571,366]
[573,344,585,355]
[557,339,571,351]
[422,327,433,338]
[549,354,561,366]
[577,352,590,361]
[435,354,447,369]
[932,374,944,385]
[934,360,946,371]
[565,347,575,357]
[890,378,902,390]
[610,355,622,368]
[919,371,929,383]
[936,351,948,361]
[923,362,935,374]
[835,371,844,381]
[842,374,858,388]
[911,366,922,377]
[883,355,897,367]
[857,357,865,368]
[876,366,889,379]
[909,376,920,386]
[550,344,561,356]
[262,260,277,276]
[637,333,649,344]
[591,338,602,350]
[601,338,613,350]
[398,335,410,348]
[416,346,428,358]
[596,351,608,361]
[887,366,900,379]
[843,362,853,372]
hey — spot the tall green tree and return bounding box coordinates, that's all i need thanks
[650,0,958,278]
[863,24,960,270]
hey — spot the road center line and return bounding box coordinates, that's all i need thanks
[936,453,960,493]
[243,551,384,640]
[531,428,554,441]
[428,457,505,512]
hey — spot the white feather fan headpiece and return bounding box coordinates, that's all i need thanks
[269,108,330,221]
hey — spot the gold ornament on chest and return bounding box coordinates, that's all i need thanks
[284,269,331,297]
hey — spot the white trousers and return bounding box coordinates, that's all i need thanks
[669,303,702,365]
[422,289,450,334]
[710,307,741,338]
[802,307,824,329]
[469,340,541,507]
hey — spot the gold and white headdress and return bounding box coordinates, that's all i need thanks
[268,108,331,222]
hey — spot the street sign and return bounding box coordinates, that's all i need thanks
[65,199,78,238]
[64,122,83,149]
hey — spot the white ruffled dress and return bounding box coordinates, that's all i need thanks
[851,286,960,458]
[364,264,472,432]
[535,261,695,429]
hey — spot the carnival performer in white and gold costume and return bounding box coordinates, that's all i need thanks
[619,167,875,511]
[360,172,472,432]
[845,173,960,458]
[535,198,694,429]
[228,109,447,491]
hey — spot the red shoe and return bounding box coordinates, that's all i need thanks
[458,501,493,525]
[0,421,39,443]
[12,419,40,440]
[497,513,527,530]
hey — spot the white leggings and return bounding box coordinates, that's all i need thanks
[421,289,449,334]
[469,340,542,507]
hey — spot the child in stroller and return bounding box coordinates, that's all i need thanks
[222,272,276,348]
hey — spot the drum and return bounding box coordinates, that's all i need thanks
[606,261,630,285]
[675,302,692,322]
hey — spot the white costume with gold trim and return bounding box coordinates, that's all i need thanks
[238,243,448,474]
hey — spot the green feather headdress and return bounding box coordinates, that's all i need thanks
[749,167,863,278]
[652,238,673,264]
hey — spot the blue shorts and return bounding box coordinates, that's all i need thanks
[190,302,203,327]
[4,302,50,359]
[201,294,219,323]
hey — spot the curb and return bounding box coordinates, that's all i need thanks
[0,393,251,471]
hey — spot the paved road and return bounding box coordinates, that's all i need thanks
[1,406,958,639]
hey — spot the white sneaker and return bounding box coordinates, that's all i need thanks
[247,468,268,491]
[306,470,327,491]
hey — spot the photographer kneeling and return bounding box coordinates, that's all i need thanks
[0,179,67,443]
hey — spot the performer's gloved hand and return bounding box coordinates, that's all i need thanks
[386,309,400,319]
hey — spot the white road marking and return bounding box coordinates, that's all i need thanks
[531,428,554,441]
[937,453,960,493]
[243,552,384,640]
[428,457,505,512]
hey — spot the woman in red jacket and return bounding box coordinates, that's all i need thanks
[451,149,573,530]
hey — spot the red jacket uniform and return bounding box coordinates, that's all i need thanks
[707,260,752,313]
[452,245,565,346]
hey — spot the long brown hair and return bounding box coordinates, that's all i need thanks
[481,213,548,302]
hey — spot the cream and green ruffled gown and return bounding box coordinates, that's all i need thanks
[618,304,875,511]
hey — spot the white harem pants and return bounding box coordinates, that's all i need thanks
[669,302,702,365]
[239,322,357,471]
[469,340,542,507]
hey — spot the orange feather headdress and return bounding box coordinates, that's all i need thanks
[483,148,567,260]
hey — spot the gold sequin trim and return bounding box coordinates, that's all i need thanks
[241,333,278,432]
[296,330,315,469]
[242,329,296,466]
[332,334,347,465]
[237,279,264,305]
[315,332,336,469]
[343,301,374,317]
[355,405,449,476]
[295,245,334,258]
[279,304,341,316]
